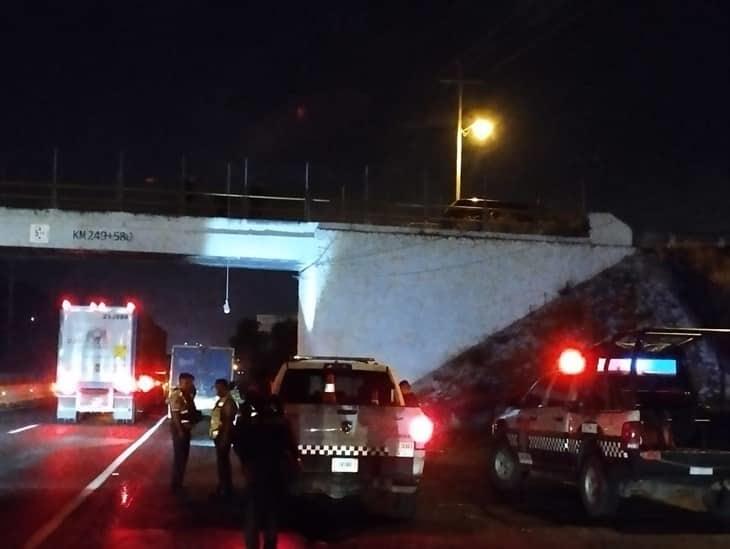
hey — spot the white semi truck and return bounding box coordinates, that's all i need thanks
[54,300,167,423]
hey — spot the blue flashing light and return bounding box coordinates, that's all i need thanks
[596,357,677,375]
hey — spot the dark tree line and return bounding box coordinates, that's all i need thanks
[229,317,298,383]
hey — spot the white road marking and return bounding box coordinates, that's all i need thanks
[8,424,40,435]
[191,439,214,447]
[23,415,167,549]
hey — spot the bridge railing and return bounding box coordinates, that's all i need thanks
[0,180,589,237]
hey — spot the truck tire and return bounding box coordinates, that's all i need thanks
[578,455,619,519]
[488,439,523,496]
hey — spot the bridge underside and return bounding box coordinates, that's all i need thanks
[0,207,318,271]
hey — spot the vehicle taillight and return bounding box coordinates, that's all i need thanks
[137,374,155,393]
[409,414,434,445]
[621,421,643,450]
[53,374,77,396]
[113,372,137,394]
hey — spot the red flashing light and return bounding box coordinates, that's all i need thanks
[558,348,586,375]
[409,415,434,445]
[126,302,136,313]
[137,374,155,393]
[62,299,72,311]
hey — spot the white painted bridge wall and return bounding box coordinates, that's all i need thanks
[298,217,633,381]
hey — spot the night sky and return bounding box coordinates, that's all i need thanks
[1,1,727,230]
[0,1,728,367]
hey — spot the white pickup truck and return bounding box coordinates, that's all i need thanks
[271,356,433,518]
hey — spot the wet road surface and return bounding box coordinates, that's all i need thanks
[1,405,729,548]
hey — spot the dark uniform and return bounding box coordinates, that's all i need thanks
[209,391,238,498]
[169,387,198,492]
[236,394,298,549]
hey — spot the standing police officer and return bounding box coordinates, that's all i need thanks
[169,372,198,495]
[237,387,298,549]
[210,378,237,500]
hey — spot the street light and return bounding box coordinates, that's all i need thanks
[452,71,495,201]
[467,118,495,142]
[442,67,497,201]
[455,111,495,201]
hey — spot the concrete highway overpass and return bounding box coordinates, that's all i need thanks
[0,206,633,380]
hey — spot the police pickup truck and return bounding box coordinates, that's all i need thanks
[489,328,730,519]
[271,356,433,518]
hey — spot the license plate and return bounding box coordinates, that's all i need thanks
[331,458,359,473]
[397,440,415,457]
[690,466,713,476]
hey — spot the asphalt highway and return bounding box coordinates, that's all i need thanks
[1,405,728,549]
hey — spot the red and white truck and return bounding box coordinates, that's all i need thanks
[53,300,167,423]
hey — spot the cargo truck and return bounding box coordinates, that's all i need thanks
[168,344,235,413]
[54,300,167,423]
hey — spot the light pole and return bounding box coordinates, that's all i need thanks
[455,78,464,202]
[455,84,494,200]
[442,69,496,201]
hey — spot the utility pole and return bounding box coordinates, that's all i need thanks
[242,157,250,218]
[242,157,249,195]
[441,63,483,202]
[304,162,311,221]
[51,147,59,208]
[179,155,187,214]
[52,147,58,184]
[455,69,463,202]
[116,150,125,206]
[226,161,232,217]
[117,151,125,186]
[363,164,370,223]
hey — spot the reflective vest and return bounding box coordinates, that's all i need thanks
[210,393,232,439]
[169,388,194,429]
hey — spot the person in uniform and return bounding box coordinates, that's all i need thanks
[210,378,237,500]
[169,372,198,495]
[236,385,298,549]
[399,380,420,407]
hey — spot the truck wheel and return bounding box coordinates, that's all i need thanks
[579,455,619,519]
[488,440,523,496]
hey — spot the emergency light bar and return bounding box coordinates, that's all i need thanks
[597,357,678,375]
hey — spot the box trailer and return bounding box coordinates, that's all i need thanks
[169,345,234,413]
[54,300,167,423]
